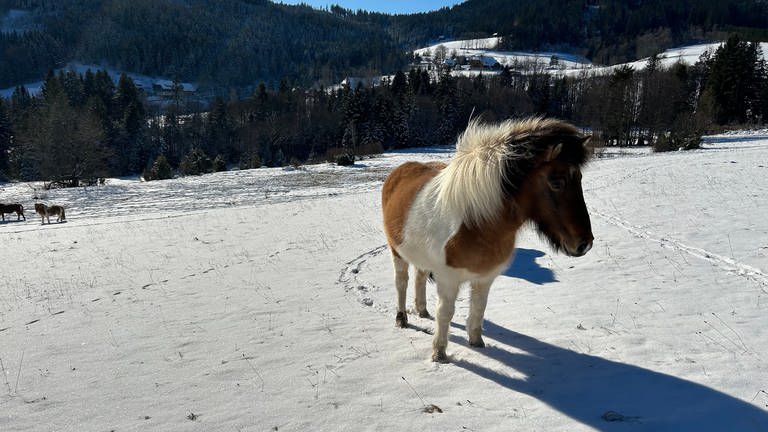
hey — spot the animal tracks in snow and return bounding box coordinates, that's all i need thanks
[339,244,439,342]
[592,208,768,288]
[338,244,389,311]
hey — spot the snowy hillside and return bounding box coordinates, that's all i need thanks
[1,131,768,431]
[586,42,768,77]
[415,38,768,76]
[415,37,592,72]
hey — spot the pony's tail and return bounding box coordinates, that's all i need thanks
[60,208,66,220]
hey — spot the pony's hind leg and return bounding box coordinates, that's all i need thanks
[414,269,430,318]
[393,253,409,328]
[467,279,493,348]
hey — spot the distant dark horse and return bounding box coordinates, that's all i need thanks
[382,118,593,362]
[0,203,25,221]
[34,203,66,224]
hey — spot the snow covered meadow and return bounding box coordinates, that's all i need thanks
[1,130,767,431]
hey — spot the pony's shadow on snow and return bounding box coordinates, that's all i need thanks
[450,320,768,431]
[501,248,557,285]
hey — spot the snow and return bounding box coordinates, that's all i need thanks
[583,43,768,77]
[415,38,592,72]
[1,132,768,431]
[419,37,504,52]
[414,39,768,77]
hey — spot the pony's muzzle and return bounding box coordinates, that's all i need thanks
[565,235,593,257]
[575,240,593,256]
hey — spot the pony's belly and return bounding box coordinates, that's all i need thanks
[394,241,443,273]
[395,240,510,284]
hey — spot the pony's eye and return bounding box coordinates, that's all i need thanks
[549,177,566,191]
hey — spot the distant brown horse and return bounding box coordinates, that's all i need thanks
[34,203,66,224]
[0,203,25,221]
[382,117,594,362]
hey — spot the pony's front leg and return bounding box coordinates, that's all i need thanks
[432,280,459,363]
[467,279,493,348]
[393,253,410,328]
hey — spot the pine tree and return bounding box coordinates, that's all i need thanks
[91,70,116,112]
[19,89,110,184]
[179,147,213,176]
[435,70,460,145]
[391,70,408,99]
[110,74,146,174]
[162,108,183,167]
[638,53,665,142]
[0,99,11,177]
[702,34,766,125]
[40,70,64,103]
[10,86,32,118]
[145,154,173,180]
[115,74,145,127]
[603,65,639,145]
[206,97,233,158]
[60,69,85,107]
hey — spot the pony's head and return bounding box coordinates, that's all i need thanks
[437,117,593,257]
[506,119,593,257]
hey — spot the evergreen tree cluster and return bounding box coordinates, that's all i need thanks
[1,68,153,182]
[0,0,407,90]
[370,0,768,65]
[3,0,768,93]
[0,34,766,183]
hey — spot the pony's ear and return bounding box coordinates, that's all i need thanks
[545,143,563,161]
[580,135,592,148]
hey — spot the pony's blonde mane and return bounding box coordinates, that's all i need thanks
[434,117,583,227]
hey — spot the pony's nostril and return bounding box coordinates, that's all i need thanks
[576,241,592,255]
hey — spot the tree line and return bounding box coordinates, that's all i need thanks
[348,0,768,66]
[0,0,407,91]
[0,35,766,183]
[2,0,768,92]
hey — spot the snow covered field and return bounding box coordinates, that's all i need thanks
[1,131,768,431]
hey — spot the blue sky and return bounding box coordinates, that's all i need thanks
[274,1,465,15]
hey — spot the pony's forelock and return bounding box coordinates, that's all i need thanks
[434,117,589,227]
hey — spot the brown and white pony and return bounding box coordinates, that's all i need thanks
[0,203,25,221]
[381,117,594,362]
[34,203,66,224]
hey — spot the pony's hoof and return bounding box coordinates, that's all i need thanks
[418,310,431,319]
[469,337,485,348]
[395,311,408,328]
[431,350,449,363]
